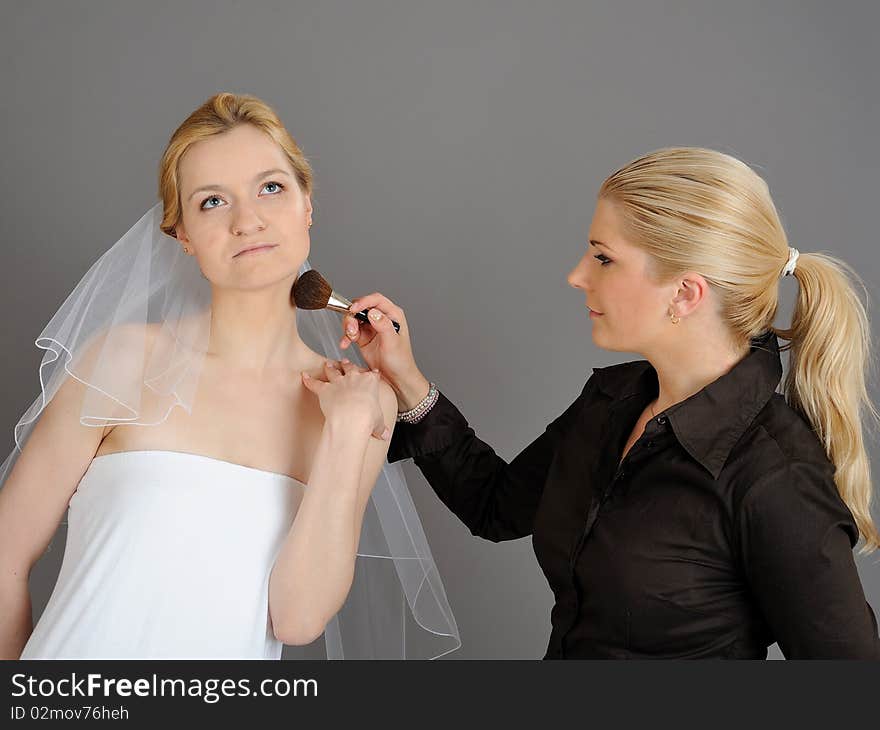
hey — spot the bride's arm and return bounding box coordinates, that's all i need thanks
[267,378,397,646]
[0,365,111,658]
[352,380,398,535]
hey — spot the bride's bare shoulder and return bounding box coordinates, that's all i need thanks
[298,346,343,378]
[91,319,166,346]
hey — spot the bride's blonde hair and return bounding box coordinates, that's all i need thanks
[157,92,313,238]
[600,147,879,553]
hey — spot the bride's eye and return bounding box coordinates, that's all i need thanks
[594,254,612,266]
[199,182,285,211]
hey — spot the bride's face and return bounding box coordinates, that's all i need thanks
[174,123,312,289]
[567,197,677,354]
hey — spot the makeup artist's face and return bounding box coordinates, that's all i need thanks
[567,197,676,355]
[173,123,312,290]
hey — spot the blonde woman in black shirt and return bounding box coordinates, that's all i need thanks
[337,147,880,659]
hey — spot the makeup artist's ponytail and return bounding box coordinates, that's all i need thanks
[774,252,879,553]
[599,147,879,553]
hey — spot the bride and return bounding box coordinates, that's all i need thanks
[0,92,459,659]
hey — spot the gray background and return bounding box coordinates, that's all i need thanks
[2,0,878,660]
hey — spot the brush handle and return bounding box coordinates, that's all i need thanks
[354,309,401,334]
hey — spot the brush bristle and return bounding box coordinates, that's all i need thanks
[292,269,333,310]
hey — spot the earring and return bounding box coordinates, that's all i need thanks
[183,247,190,254]
[669,310,680,325]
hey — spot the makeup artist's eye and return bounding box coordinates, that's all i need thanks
[199,181,285,211]
[594,254,612,266]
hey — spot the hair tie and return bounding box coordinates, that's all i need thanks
[781,247,799,277]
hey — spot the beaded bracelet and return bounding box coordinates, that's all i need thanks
[396,382,439,424]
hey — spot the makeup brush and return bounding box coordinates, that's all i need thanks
[292,270,401,333]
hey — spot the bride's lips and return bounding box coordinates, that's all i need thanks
[234,244,278,258]
[589,306,604,317]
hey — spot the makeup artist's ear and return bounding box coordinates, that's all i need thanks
[669,272,708,318]
[304,195,313,227]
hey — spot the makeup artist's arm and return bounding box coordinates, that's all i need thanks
[339,293,592,542]
[737,460,880,659]
[268,361,396,646]
[391,384,591,542]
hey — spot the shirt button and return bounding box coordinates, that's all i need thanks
[657,415,667,425]
[646,440,654,448]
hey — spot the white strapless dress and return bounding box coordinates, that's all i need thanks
[20,449,305,659]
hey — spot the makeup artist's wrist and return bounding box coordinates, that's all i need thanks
[394,371,432,412]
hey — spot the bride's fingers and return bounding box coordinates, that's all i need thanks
[339,359,361,376]
[371,420,391,441]
[301,371,326,393]
[324,360,343,381]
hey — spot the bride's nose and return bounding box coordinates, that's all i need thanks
[231,205,267,236]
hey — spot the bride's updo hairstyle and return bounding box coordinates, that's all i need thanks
[599,147,879,552]
[157,92,314,239]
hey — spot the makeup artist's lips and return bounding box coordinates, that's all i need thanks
[234,244,278,258]
[588,307,604,317]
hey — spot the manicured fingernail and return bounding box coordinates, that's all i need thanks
[369,310,382,321]
[382,427,391,441]
[346,323,357,335]
[342,358,350,364]
[302,371,309,379]
[349,302,359,311]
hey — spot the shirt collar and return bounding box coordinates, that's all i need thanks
[590,330,783,480]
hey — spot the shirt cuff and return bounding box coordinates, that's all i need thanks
[387,390,469,463]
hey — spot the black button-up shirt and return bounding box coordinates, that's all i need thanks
[388,330,880,658]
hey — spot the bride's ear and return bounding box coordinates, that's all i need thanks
[304,195,313,227]
[173,224,192,254]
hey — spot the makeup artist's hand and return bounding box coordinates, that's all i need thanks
[338,293,431,411]
[301,360,390,441]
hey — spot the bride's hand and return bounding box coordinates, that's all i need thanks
[301,360,390,441]
[337,292,431,411]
